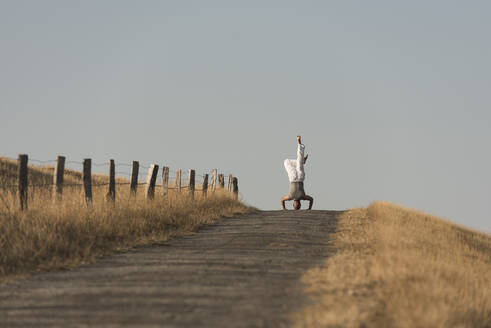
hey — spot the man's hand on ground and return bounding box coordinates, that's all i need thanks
[281,196,290,210]
[303,195,314,210]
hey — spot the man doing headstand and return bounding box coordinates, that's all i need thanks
[281,135,314,210]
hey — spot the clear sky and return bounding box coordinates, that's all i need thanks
[1,1,490,232]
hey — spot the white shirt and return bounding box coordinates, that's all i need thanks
[284,143,305,182]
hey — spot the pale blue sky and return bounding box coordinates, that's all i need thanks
[1,1,490,231]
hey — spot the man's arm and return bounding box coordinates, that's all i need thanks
[304,195,314,210]
[281,195,291,210]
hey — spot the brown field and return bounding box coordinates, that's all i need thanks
[0,157,252,282]
[294,201,491,328]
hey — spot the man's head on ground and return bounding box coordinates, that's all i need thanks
[293,200,301,210]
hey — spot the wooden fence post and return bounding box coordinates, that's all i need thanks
[176,169,181,192]
[145,164,159,199]
[202,173,208,198]
[218,174,224,188]
[188,169,195,199]
[162,166,169,197]
[53,155,65,202]
[18,154,28,210]
[107,159,116,202]
[232,177,239,200]
[83,158,92,204]
[211,169,217,191]
[227,174,233,191]
[130,161,139,196]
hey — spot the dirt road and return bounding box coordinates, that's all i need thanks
[0,210,339,327]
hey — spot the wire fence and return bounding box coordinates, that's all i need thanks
[0,154,238,209]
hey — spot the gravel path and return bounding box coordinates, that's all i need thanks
[0,210,339,328]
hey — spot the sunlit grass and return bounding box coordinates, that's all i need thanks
[294,201,491,328]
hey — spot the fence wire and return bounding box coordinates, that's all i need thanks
[1,156,236,197]
[30,159,57,164]
[66,160,84,165]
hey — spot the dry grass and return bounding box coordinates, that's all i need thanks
[294,201,491,328]
[0,157,252,283]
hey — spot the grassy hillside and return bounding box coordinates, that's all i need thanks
[294,201,491,328]
[0,157,252,282]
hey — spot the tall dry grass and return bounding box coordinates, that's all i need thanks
[294,201,491,328]
[0,157,252,282]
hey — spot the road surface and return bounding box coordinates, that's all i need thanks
[0,210,339,327]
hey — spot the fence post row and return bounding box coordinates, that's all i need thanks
[145,164,159,199]
[232,177,239,200]
[11,155,238,208]
[218,174,224,188]
[17,154,28,210]
[162,166,169,197]
[202,174,208,197]
[188,169,195,199]
[83,158,92,204]
[107,159,116,202]
[130,161,139,196]
[53,155,65,202]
